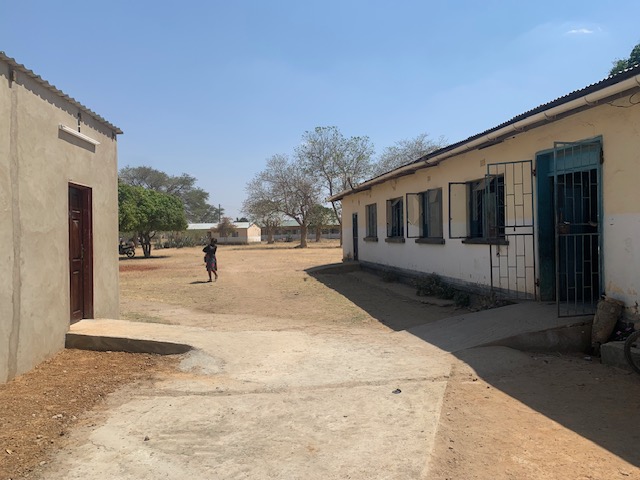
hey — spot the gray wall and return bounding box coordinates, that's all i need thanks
[0,59,120,382]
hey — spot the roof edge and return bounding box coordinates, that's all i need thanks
[329,65,640,202]
[0,51,123,135]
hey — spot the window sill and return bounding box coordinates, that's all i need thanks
[385,237,406,244]
[415,237,445,245]
[462,237,509,246]
[363,236,378,242]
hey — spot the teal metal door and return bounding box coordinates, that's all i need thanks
[553,140,602,317]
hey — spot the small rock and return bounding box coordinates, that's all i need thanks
[39,461,47,466]
[392,388,401,394]
[144,436,150,441]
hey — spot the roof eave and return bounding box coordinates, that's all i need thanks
[329,66,640,202]
[0,51,123,135]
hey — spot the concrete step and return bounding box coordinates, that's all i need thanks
[600,341,640,372]
[66,332,192,355]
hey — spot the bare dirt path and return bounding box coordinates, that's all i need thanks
[4,241,639,479]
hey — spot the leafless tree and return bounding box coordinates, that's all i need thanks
[296,126,374,230]
[242,178,282,244]
[257,154,321,248]
[372,133,447,177]
[212,217,237,239]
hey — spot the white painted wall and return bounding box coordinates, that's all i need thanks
[341,91,640,316]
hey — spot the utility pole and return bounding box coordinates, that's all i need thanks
[218,204,221,223]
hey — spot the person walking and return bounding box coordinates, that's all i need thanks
[203,237,218,282]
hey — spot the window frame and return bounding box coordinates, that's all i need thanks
[406,188,444,243]
[449,175,506,244]
[365,203,378,241]
[386,197,405,241]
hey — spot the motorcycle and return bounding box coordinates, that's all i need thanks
[118,242,135,258]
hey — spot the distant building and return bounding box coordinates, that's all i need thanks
[269,219,340,242]
[208,222,262,244]
[0,52,122,382]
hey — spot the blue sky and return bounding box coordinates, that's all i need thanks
[2,1,639,219]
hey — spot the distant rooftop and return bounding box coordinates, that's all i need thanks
[187,222,255,230]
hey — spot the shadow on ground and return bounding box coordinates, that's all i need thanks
[118,255,170,261]
[308,266,640,468]
[310,271,458,330]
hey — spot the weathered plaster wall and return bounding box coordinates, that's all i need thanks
[0,60,120,382]
[0,62,15,383]
[342,91,640,312]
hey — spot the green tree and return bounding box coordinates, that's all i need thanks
[118,183,187,257]
[307,204,336,242]
[609,42,640,75]
[119,166,222,222]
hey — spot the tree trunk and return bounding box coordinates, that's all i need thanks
[267,228,274,244]
[299,224,308,248]
[315,227,321,242]
[140,232,152,258]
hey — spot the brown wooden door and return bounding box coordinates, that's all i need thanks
[68,185,93,323]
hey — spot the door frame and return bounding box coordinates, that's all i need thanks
[535,137,603,315]
[352,213,359,261]
[68,183,94,322]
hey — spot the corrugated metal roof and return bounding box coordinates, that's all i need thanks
[411,63,640,166]
[279,219,339,227]
[332,63,640,200]
[187,223,216,230]
[188,222,256,230]
[0,51,123,135]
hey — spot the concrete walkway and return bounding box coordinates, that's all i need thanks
[67,301,588,357]
[48,286,590,479]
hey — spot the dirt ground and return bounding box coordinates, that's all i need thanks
[3,240,640,479]
[0,350,176,480]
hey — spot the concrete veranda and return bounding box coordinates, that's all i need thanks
[49,272,597,480]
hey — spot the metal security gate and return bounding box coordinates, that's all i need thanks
[487,160,536,300]
[553,141,602,317]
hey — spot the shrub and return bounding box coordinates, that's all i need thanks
[414,274,442,296]
[453,291,471,308]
